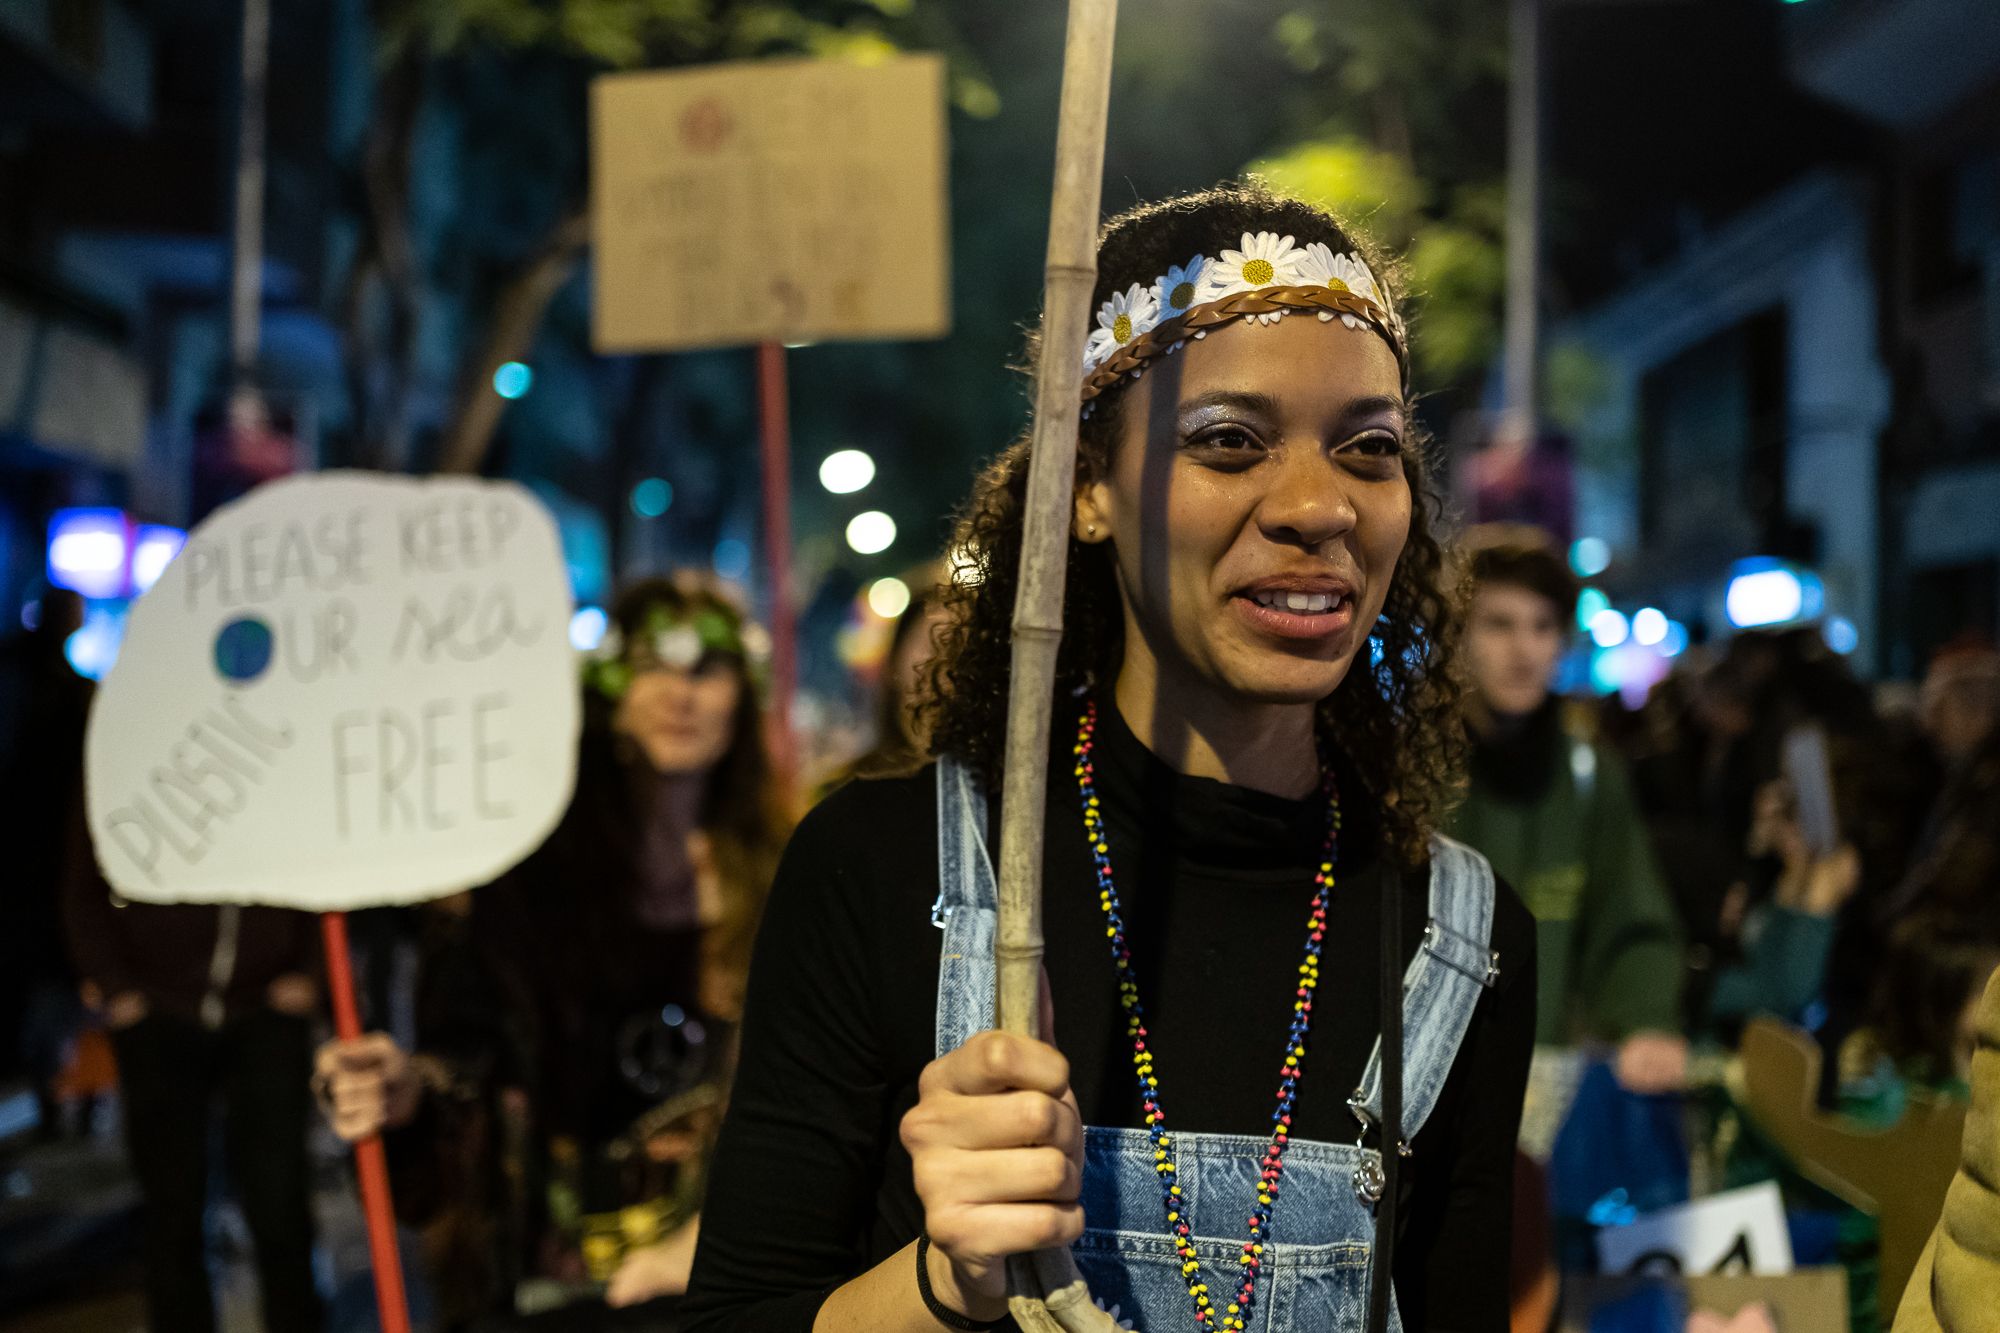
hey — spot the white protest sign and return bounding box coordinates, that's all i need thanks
[85,472,579,911]
[1596,1182,1796,1278]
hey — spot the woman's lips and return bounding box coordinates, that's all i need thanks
[1230,592,1359,641]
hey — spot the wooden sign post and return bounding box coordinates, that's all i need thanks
[590,53,951,789]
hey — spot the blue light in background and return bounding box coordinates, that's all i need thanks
[713,538,752,581]
[1589,607,1631,648]
[1661,620,1691,658]
[1589,648,1622,695]
[1725,557,1824,628]
[630,478,673,518]
[48,509,129,599]
[64,605,126,680]
[1570,536,1611,578]
[131,525,186,594]
[569,605,609,652]
[1823,616,1859,655]
[1576,586,1611,632]
[492,361,534,399]
[1631,607,1668,647]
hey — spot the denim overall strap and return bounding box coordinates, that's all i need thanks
[1354,835,1499,1143]
[934,756,999,1058]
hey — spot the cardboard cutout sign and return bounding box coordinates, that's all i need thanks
[590,54,950,353]
[1735,1017,1966,1316]
[85,472,578,911]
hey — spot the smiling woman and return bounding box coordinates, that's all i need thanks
[683,184,1536,1333]
[928,187,1455,865]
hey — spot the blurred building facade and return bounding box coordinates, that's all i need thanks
[1554,0,2000,679]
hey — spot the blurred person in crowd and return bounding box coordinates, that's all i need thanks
[1,587,92,1139]
[684,185,1537,1333]
[1702,778,1862,1037]
[1860,915,2000,1097]
[1447,525,1687,1093]
[1880,640,2000,923]
[1626,625,1933,1063]
[61,816,324,1330]
[1917,638,1999,767]
[316,575,789,1330]
[844,576,950,780]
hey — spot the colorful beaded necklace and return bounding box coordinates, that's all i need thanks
[1073,700,1340,1331]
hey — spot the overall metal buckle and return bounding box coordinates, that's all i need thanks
[1347,1088,1410,1205]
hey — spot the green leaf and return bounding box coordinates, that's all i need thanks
[951,71,1001,120]
[1245,138,1426,245]
[1405,220,1505,380]
[1272,11,1322,74]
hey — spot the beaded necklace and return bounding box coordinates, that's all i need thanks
[1073,700,1339,1331]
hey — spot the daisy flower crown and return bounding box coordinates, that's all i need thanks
[1080,232,1409,410]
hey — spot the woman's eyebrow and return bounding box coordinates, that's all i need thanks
[1337,394,1410,428]
[1177,390,1283,418]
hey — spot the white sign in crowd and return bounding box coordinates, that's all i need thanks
[85,473,579,912]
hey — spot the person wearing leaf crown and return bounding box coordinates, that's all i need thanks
[315,575,791,1325]
[684,183,1537,1333]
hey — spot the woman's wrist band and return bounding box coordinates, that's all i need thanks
[915,1234,1003,1330]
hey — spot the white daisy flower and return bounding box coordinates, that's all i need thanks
[1084,282,1161,370]
[651,624,703,670]
[1294,241,1338,287]
[1153,255,1207,320]
[1199,231,1306,319]
[1331,250,1390,311]
[1298,243,1394,330]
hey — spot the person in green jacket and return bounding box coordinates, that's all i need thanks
[1447,526,1688,1092]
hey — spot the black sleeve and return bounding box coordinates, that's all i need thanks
[60,789,135,998]
[1394,874,1538,1333]
[681,791,902,1332]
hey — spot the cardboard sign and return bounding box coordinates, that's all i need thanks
[84,473,578,911]
[1596,1182,1795,1277]
[590,54,950,353]
[1733,1016,1965,1316]
[1561,1270,1848,1333]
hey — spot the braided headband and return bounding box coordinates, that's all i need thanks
[1079,233,1408,408]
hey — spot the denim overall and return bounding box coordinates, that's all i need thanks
[932,758,1499,1332]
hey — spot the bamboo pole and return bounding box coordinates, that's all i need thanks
[996,1,1121,1327]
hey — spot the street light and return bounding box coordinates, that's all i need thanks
[868,577,912,619]
[1570,537,1611,578]
[1576,586,1611,632]
[569,606,609,651]
[630,478,673,518]
[1632,607,1668,646]
[492,361,534,399]
[819,449,876,495]
[846,511,896,555]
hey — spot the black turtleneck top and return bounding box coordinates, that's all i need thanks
[683,706,1536,1332]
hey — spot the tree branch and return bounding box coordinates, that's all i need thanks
[434,206,591,476]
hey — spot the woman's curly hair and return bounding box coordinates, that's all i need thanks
[915,182,1465,866]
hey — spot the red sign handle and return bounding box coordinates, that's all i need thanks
[320,911,412,1333]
